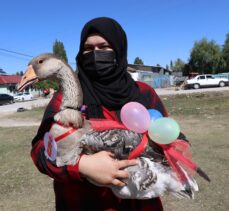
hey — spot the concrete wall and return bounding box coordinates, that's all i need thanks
[0,87,9,94]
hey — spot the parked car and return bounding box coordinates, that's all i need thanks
[185,74,229,89]
[14,92,33,101]
[0,93,14,105]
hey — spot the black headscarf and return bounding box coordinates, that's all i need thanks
[76,17,152,119]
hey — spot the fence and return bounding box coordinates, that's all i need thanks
[135,72,171,88]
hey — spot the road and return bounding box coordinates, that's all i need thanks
[1,86,229,114]
[0,97,51,114]
[155,86,229,96]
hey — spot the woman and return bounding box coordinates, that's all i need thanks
[32,17,168,210]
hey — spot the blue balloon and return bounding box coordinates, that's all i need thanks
[148,109,163,121]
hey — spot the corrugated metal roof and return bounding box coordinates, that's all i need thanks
[0,75,22,84]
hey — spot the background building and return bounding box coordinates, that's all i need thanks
[0,74,22,94]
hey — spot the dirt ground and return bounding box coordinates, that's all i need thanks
[0,98,49,127]
[0,113,41,127]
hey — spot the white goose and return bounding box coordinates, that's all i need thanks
[17,53,206,199]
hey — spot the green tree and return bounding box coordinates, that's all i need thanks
[173,58,185,72]
[16,71,24,76]
[134,57,144,65]
[170,60,173,71]
[53,40,68,63]
[189,38,223,74]
[182,63,191,76]
[34,79,59,91]
[222,33,229,72]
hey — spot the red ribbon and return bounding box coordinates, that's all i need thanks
[51,122,78,142]
[128,133,148,160]
[90,119,127,131]
[55,128,77,142]
[159,139,197,182]
[90,119,148,159]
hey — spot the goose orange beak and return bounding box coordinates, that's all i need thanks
[17,65,39,92]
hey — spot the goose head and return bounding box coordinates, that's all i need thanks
[17,53,64,91]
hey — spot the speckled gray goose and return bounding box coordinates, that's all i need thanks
[17,53,200,199]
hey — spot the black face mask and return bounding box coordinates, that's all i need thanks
[81,50,117,80]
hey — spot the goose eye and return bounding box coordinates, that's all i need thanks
[38,60,43,64]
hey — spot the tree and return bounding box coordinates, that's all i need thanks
[173,58,185,72]
[34,79,59,91]
[0,68,6,74]
[188,38,224,74]
[134,57,144,65]
[182,63,191,76]
[15,71,23,76]
[170,60,173,71]
[222,33,229,71]
[53,40,68,63]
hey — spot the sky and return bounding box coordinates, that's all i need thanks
[0,0,229,74]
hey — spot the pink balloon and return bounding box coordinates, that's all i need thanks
[120,102,150,133]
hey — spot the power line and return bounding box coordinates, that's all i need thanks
[0,48,34,58]
[0,47,76,65]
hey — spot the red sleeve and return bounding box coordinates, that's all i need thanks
[136,81,168,117]
[31,91,81,182]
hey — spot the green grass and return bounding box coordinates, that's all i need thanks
[0,91,229,210]
[0,127,54,211]
[161,91,229,211]
[162,91,229,117]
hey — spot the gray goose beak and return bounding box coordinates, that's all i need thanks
[17,65,39,92]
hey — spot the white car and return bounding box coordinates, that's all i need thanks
[14,92,33,101]
[185,74,229,89]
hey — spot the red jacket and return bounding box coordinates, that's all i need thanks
[31,82,167,211]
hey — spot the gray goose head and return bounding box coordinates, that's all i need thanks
[17,53,84,127]
[17,53,65,91]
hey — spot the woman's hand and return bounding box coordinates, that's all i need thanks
[79,151,138,187]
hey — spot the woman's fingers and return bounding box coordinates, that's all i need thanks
[116,169,129,179]
[112,178,126,187]
[117,159,138,169]
[109,160,138,187]
[79,151,138,187]
[107,151,115,158]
